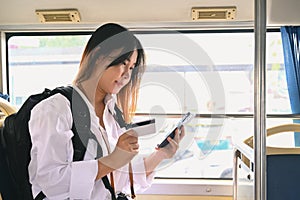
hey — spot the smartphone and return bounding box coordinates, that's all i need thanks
[157,112,194,148]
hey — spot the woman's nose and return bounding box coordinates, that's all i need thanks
[122,67,130,79]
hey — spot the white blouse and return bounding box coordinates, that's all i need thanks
[28,86,154,200]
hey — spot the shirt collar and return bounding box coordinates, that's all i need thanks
[104,93,117,116]
[72,84,117,116]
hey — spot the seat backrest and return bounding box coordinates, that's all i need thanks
[0,98,17,127]
[0,98,17,200]
[244,123,300,155]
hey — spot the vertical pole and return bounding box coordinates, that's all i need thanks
[233,149,239,200]
[254,0,267,199]
[0,31,7,94]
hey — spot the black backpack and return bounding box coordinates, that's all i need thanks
[0,86,109,200]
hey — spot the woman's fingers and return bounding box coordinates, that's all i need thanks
[130,143,139,151]
[126,129,138,137]
[173,126,185,143]
[166,126,186,149]
[167,136,179,148]
[179,126,185,140]
[174,128,180,142]
[117,130,139,153]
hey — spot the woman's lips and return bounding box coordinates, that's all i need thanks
[115,80,124,87]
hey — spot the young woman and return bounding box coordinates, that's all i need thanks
[28,23,185,200]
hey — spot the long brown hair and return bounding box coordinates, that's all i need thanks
[73,23,145,122]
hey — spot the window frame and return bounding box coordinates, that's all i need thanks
[2,28,297,196]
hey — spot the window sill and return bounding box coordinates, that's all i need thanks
[139,178,233,196]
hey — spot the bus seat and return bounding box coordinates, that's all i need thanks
[0,98,17,200]
[235,123,300,200]
[0,98,17,127]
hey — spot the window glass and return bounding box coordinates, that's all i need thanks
[6,30,291,179]
[7,35,90,106]
[136,32,290,114]
[135,31,290,178]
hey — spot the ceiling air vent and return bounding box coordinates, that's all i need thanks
[35,9,81,23]
[192,7,236,20]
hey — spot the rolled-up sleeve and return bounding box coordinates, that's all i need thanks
[28,94,98,199]
[131,156,155,192]
[70,160,98,199]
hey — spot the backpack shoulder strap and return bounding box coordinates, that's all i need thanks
[36,86,115,200]
[56,86,116,199]
[53,86,93,161]
[34,86,95,200]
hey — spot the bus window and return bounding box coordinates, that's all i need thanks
[7,34,90,106]
[6,30,291,180]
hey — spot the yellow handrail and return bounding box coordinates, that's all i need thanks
[0,98,17,127]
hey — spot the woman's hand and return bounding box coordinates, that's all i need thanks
[144,126,185,176]
[97,130,139,178]
[116,129,139,154]
[156,126,185,159]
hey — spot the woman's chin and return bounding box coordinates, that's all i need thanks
[111,88,121,94]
